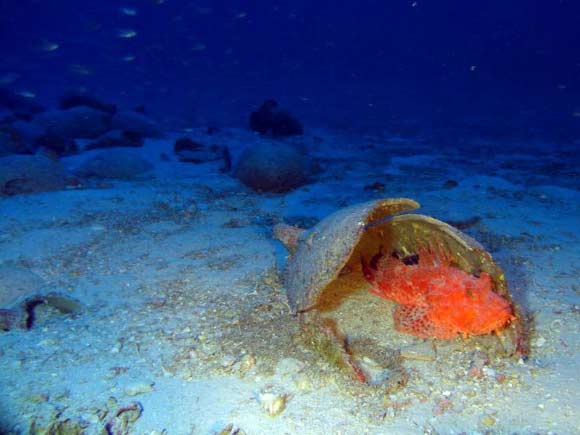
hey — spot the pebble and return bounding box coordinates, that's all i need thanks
[481,415,496,427]
[256,390,290,417]
[400,342,436,361]
[124,381,154,396]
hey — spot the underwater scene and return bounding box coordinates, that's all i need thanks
[0,1,579,434]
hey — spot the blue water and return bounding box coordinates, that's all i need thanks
[2,0,579,136]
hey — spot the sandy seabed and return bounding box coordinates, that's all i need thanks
[0,128,578,434]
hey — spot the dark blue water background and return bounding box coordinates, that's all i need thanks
[1,0,579,139]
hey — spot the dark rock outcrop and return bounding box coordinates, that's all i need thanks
[59,93,117,115]
[249,100,303,137]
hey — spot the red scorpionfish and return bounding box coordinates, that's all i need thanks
[362,245,514,339]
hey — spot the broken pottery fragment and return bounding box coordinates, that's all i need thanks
[274,198,527,385]
[0,264,83,330]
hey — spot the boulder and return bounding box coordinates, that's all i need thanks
[111,111,161,137]
[235,142,310,192]
[35,133,78,156]
[59,92,117,114]
[173,137,222,163]
[76,150,153,180]
[10,120,46,146]
[33,107,112,139]
[0,130,21,157]
[174,137,203,153]
[0,154,67,195]
[85,129,143,150]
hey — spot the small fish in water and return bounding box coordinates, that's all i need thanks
[235,11,247,19]
[120,7,137,16]
[37,40,59,52]
[122,55,136,62]
[118,29,137,39]
[17,91,36,98]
